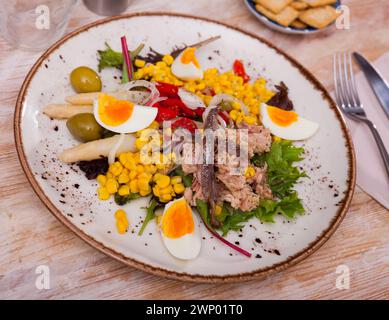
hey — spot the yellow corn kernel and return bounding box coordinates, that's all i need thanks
[249,105,260,115]
[235,113,244,125]
[96,174,107,186]
[129,170,138,180]
[153,186,161,197]
[129,180,139,194]
[229,110,239,121]
[231,101,241,110]
[97,187,110,200]
[124,158,137,170]
[109,162,123,176]
[159,193,172,202]
[144,164,157,174]
[133,153,141,164]
[118,184,130,196]
[156,175,170,188]
[118,173,130,184]
[244,166,256,178]
[138,179,150,191]
[138,172,152,182]
[159,185,173,195]
[136,164,144,173]
[115,209,126,219]
[135,138,148,151]
[153,173,163,182]
[118,153,127,165]
[139,185,152,196]
[170,176,182,185]
[156,163,166,170]
[244,115,257,125]
[115,209,129,234]
[134,59,146,68]
[106,178,119,194]
[106,172,114,180]
[162,54,174,65]
[215,204,222,216]
[173,183,185,194]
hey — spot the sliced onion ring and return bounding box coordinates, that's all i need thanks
[209,93,249,115]
[108,133,126,165]
[116,80,159,106]
[178,88,206,110]
[202,104,218,123]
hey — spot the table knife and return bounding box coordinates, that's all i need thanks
[353,52,389,118]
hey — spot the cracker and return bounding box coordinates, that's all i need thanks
[301,0,337,7]
[290,1,308,10]
[298,5,339,29]
[290,19,308,29]
[255,0,294,13]
[256,4,299,27]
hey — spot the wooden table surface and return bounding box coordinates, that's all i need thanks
[0,0,388,300]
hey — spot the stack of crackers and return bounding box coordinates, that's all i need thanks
[253,0,340,29]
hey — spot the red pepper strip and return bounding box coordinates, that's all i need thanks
[171,117,198,133]
[160,98,198,118]
[194,107,205,117]
[233,59,250,83]
[156,82,179,98]
[154,105,179,122]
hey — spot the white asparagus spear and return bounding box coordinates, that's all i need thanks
[65,92,99,105]
[65,90,149,105]
[59,134,136,163]
[43,104,93,119]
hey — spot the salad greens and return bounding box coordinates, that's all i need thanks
[97,42,145,72]
[114,192,140,206]
[199,140,306,236]
[252,140,306,198]
[138,198,160,236]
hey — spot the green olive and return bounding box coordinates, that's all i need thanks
[70,66,102,93]
[66,113,104,142]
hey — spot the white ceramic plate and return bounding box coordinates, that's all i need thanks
[15,13,355,282]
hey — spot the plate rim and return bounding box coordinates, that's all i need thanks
[14,11,356,283]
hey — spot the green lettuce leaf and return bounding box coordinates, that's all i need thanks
[252,140,306,198]
[97,42,145,72]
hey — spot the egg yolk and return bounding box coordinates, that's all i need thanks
[267,106,298,127]
[98,93,134,126]
[181,47,200,68]
[162,199,194,239]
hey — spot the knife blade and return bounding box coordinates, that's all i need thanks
[353,52,389,118]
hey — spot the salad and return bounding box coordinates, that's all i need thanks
[42,35,319,260]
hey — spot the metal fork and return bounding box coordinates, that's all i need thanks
[333,52,389,179]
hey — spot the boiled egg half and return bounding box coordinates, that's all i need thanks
[160,198,201,260]
[171,47,203,81]
[260,104,319,140]
[93,93,157,133]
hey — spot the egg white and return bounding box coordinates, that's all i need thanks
[160,198,201,260]
[260,103,319,141]
[93,99,157,134]
[171,51,203,81]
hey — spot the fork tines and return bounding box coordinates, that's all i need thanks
[333,52,365,116]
